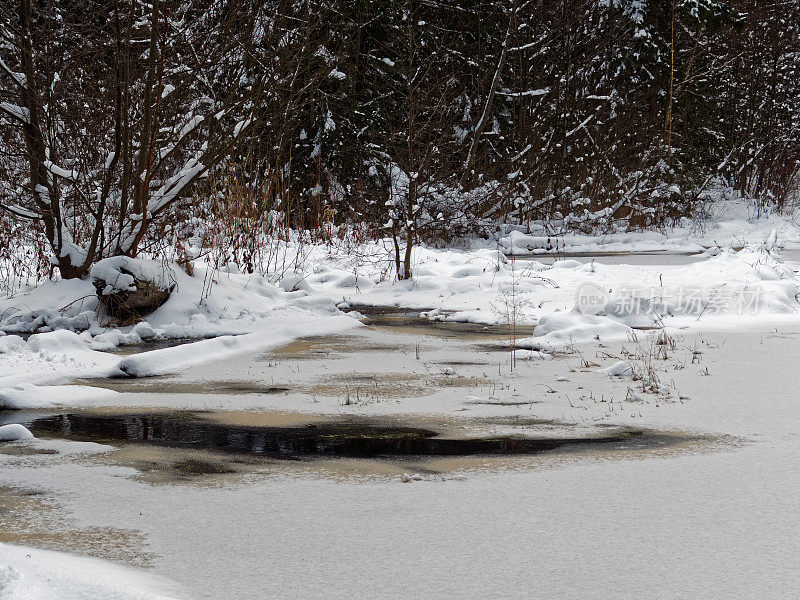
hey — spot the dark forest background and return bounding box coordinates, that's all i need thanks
[1,0,798,277]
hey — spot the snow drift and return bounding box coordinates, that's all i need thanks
[0,543,185,600]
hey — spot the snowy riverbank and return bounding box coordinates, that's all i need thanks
[2,202,800,408]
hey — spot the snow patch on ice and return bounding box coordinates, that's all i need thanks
[118,314,359,377]
[0,384,118,410]
[604,360,634,378]
[0,543,185,600]
[518,312,633,352]
[0,424,33,442]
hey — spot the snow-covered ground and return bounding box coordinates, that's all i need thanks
[495,197,800,254]
[0,255,363,407]
[1,321,799,599]
[4,238,799,407]
[1,199,800,599]
[4,202,800,379]
[0,542,186,600]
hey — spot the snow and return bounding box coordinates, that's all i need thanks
[145,156,206,216]
[0,384,118,410]
[28,329,94,354]
[0,336,24,354]
[0,279,99,334]
[299,241,800,341]
[0,325,799,599]
[232,117,250,137]
[604,360,634,377]
[0,424,33,441]
[2,117,800,600]
[0,58,26,87]
[517,312,632,352]
[1,258,353,340]
[0,257,363,406]
[117,314,359,377]
[0,329,120,396]
[498,87,549,97]
[11,236,797,371]
[0,270,799,600]
[43,160,78,182]
[0,543,185,600]
[0,102,30,123]
[1,202,799,422]
[57,228,88,268]
[497,199,800,255]
[2,204,39,220]
[90,256,176,295]
[0,311,359,402]
[0,262,365,410]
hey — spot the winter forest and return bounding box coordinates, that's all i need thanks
[1,2,800,600]
[2,0,798,280]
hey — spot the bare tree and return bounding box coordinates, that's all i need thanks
[372,0,463,279]
[0,0,314,278]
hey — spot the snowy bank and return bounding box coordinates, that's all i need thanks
[0,257,346,341]
[2,201,800,388]
[0,314,360,408]
[0,259,362,407]
[302,242,800,343]
[517,313,633,352]
[0,424,33,442]
[0,543,184,600]
[0,384,119,411]
[496,198,800,255]
[118,314,360,377]
[0,330,121,397]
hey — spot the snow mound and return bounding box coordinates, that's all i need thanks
[89,256,177,295]
[0,543,185,600]
[0,330,121,392]
[0,337,24,354]
[118,314,360,377]
[0,279,99,335]
[0,384,118,410]
[277,272,312,292]
[518,312,633,352]
[27,330,88,354]
[604,360,634,378]
[0,424,34,442]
